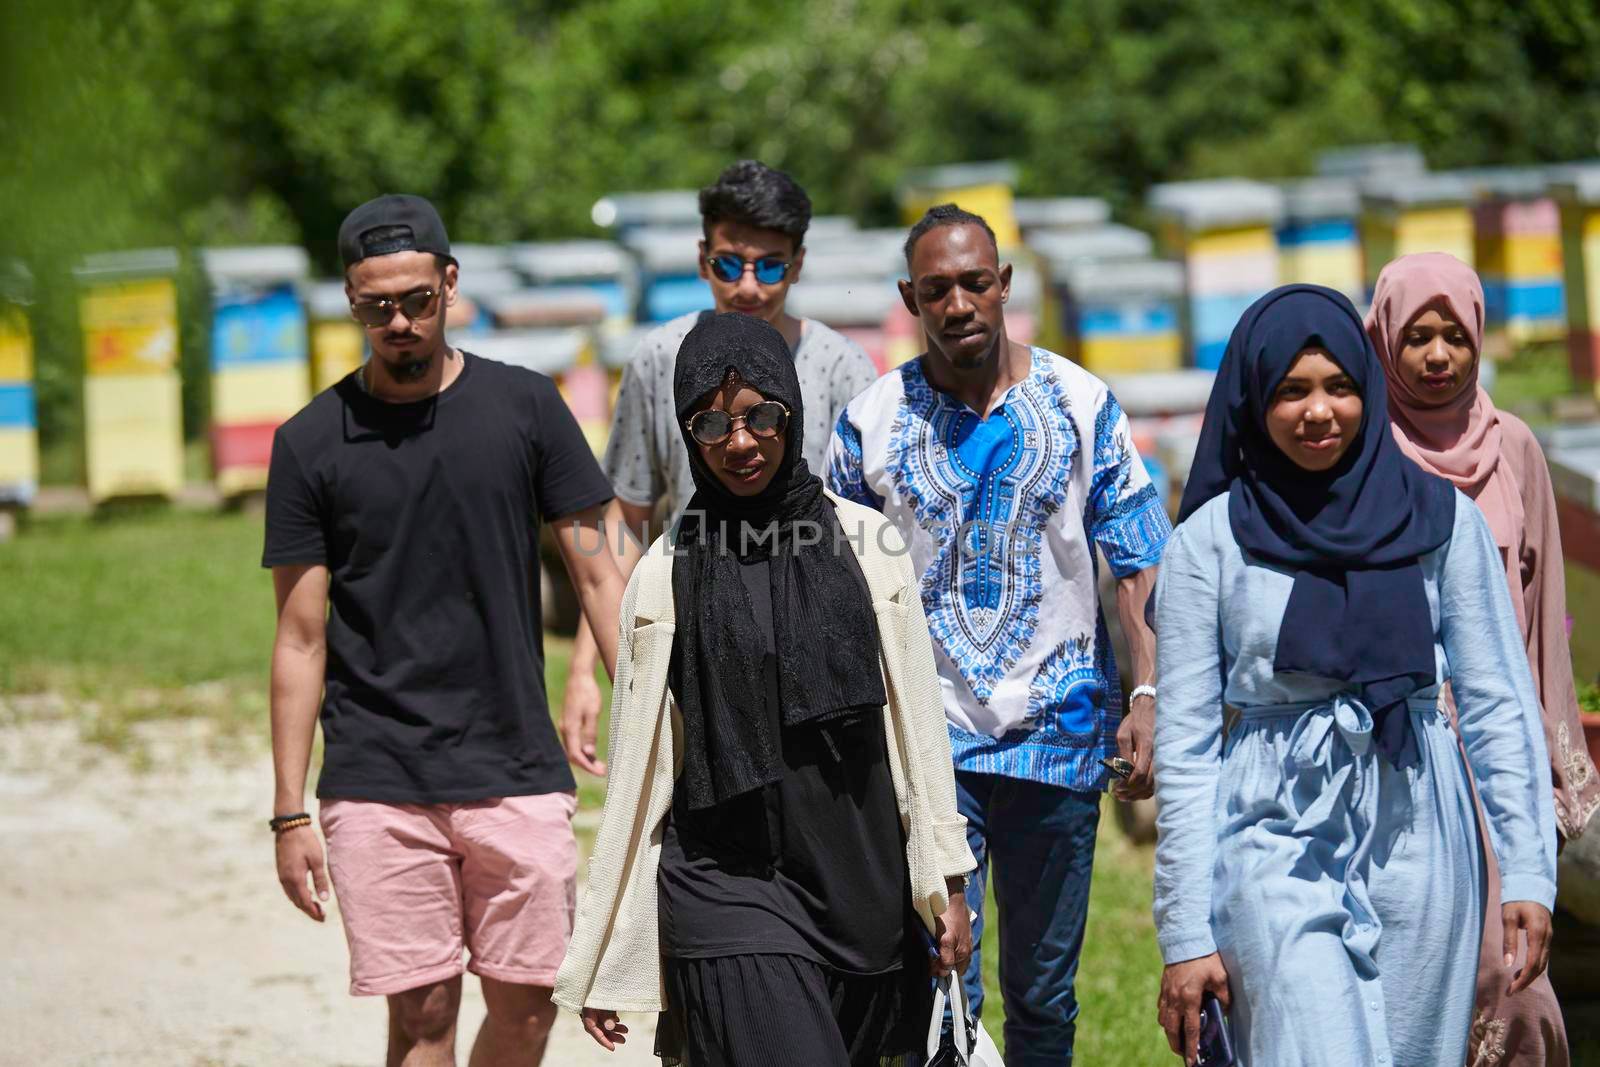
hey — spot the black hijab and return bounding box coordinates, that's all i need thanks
[669,312,887,810]
[1178,285,1456,767]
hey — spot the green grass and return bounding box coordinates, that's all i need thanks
[0,509,276,694]
[0,506,616,776]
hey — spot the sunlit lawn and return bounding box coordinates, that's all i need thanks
[4,506,1598,1062]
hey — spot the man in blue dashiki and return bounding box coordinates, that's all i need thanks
[825,205,1170,1063]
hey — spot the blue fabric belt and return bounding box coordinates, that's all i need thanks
[1236,692,1443,724]
[1229,693,1445,979]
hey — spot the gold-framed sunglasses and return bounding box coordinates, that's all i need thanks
[349,288,441,328]
[685,401,790,446]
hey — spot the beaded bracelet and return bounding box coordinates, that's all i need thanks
[269,812,312,834]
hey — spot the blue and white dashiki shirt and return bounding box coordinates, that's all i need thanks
[825,347,1171,790]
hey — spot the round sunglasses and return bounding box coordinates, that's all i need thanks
[349,288,441,328]
[685,400,790,446]
[705,253,792,286]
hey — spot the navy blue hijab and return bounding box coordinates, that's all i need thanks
[1178,285,1456,767]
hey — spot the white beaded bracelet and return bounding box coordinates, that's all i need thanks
[1129,684,1157,706]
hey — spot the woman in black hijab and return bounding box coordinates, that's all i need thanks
[1149,285,1557,1066]
[555,313,976,1066]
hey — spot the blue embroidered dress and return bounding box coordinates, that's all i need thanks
[1153,492,1558,1066]
[825,348,1171,790]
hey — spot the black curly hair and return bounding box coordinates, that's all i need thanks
[903,203,998,269]
[698,160,812,251]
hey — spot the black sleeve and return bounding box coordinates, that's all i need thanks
[262,428,328,567]
[530,373,615,521]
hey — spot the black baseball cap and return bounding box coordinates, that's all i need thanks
[338,194,455,270]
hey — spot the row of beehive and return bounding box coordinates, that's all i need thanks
[5,150,1600,507]
[1146,150,1600,376]
[921,150,1596,379]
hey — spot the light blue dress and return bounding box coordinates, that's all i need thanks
[1152,490,1557,1066]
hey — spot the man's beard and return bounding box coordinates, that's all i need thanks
[392,355,432,382]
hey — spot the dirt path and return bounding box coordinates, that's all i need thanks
[2,714,655,1066]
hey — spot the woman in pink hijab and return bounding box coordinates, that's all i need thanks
[1368,252,1599,1067]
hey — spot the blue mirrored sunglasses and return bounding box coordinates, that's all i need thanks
[706,253,792,286]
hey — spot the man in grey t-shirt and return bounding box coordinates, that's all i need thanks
[561,160,879,773]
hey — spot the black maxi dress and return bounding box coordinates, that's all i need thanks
[655,554,932,1067]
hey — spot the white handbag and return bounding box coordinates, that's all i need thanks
[925,974,1006,1067]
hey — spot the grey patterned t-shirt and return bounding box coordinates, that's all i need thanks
[603,312,880,516]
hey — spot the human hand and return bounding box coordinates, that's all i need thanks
[1158,952,1230,1065]
[275,824,329,922]
[561,669,608,776]
[1115,695,1156,801]
[581,1008,629,1050]
[1503,901,1552,996]
[930,888,973,977]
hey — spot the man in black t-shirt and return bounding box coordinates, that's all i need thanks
[263,194,624,1066]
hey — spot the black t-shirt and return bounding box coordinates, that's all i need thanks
[261,351,613,804]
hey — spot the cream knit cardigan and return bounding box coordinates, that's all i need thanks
[553,493,976,1014]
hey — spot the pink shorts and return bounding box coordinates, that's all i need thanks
[319,791,578,996]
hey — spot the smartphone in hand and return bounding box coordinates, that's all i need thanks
[1100,755,1134,780]
[1196,991,1236,1066]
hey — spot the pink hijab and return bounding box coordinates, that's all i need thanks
[1365,253,1525,616]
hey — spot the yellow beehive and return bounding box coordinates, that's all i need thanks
[1277,178,1364,303]
[899,162,1022,250]
[1150,179,1285,370]
[307,281,365,392]
[76,250,184,503]
[1361,174,1476,298]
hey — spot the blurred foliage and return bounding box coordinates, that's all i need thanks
[2,0,1599,458]
[1569,563,1600,694]
[1485,342,1575,426]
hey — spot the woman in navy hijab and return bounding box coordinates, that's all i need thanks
[1149,285,1556,1065]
